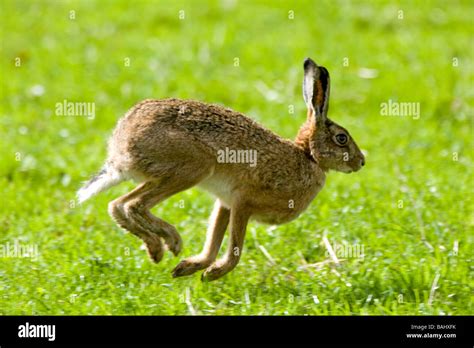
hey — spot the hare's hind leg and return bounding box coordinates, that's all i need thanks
[172,199,230,278]
[109,167,212,262]
[109,182,166,263]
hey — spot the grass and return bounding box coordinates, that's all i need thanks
[0,0,473,315]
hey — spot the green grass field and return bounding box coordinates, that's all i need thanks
[1,0,473,315]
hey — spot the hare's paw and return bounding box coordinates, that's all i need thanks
[143,235,165,263]
[164,228,183,256]
[172,256,211,278]
[201,258,236,282]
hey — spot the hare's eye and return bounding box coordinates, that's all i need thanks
[335,133,348,145]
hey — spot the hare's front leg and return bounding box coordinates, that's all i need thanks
[172,199,230,277]
[201,203,250,281]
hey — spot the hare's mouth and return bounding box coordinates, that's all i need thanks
[336,167,353,174]
[341,164,362,174]
[349,165,364,173]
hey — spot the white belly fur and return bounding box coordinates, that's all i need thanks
[197,174,234,208]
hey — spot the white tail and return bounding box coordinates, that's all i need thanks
[77,164,125,203]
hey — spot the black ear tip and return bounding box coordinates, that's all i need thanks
[304,57,317,70]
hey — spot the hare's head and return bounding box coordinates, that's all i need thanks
[302,58,365,173]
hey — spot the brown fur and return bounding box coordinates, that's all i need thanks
[78,57,365,281]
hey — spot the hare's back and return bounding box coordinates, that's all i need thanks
[165,99,286,150]
[116,98,284,147]
[111,98,300,171]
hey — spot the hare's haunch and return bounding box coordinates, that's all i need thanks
[77,57,365,281]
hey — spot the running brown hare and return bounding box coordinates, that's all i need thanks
[77,57,365,281]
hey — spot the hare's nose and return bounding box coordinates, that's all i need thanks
[360,158,365,167]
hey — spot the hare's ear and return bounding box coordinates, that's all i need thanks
[303,58,330,122]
